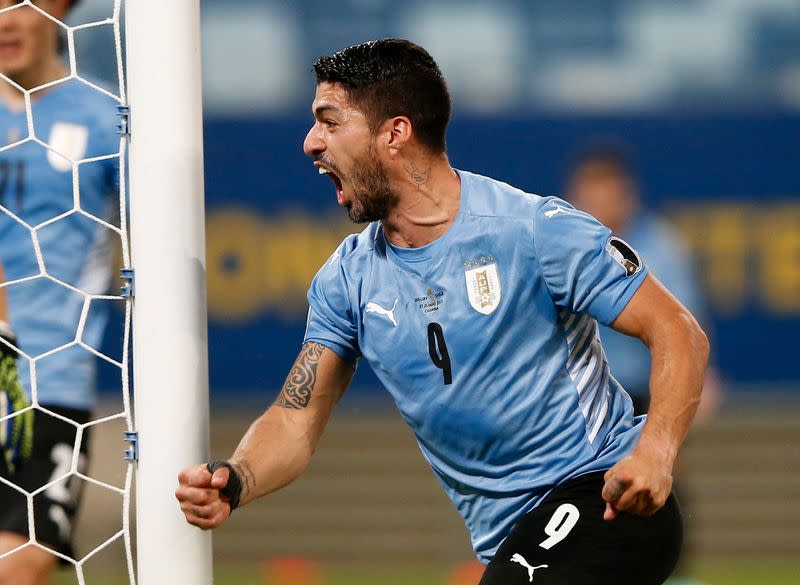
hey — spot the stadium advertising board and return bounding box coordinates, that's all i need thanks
[102,115,800,395]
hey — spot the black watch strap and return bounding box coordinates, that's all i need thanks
[206,460,243,511]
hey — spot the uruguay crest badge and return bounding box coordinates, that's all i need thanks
[47,122,88,172]
[464,262,501,315]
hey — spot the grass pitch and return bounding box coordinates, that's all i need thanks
[52,558,799,585]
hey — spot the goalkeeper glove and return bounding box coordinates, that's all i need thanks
[0,320,33,473]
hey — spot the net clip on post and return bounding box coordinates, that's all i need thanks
[124,431,138,461]
[117,105,131,136]
[120,268,135,298]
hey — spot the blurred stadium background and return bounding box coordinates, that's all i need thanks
[64,0,800,583]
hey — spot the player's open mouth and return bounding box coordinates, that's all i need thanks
[0,40,22,58]
[318,166,345,205]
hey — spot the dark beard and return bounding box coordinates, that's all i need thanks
[346,144,397,224]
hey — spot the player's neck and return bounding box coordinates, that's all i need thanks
[381,158,461,249]
[0,57,69,110]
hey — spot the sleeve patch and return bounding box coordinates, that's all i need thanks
[605,236,642,277]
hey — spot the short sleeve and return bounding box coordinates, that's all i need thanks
[303,245,361,364]
[533,197,648,325]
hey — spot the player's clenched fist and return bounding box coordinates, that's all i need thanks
[601,449,673,521]
[175,460,243,530]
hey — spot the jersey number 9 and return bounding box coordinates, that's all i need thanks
[427,322,452,385]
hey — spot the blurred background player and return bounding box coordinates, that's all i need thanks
[566,143,722,585]
[0,1,119,584]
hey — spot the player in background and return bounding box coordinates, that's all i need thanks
[566,145,722,585]
[176,40,709,584]
[0,1,119,584]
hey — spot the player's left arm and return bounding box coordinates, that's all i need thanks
[601,273,709,520]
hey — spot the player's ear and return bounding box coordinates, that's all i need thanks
[383,116,412,155]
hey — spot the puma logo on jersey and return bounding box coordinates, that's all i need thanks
[544,204,571,218]
[366,299,398,327]
[510,554,548,582]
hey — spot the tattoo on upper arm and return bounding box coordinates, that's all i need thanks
[275,342,325,409]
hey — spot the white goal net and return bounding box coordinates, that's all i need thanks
[0,1,135,584]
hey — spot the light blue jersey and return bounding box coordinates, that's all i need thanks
[304,170,648,562]
[0,79,119,411]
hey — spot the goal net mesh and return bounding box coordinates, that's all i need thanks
[0,1,135,584]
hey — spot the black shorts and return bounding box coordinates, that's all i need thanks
[0,405,91,561]
[480,471,683,585]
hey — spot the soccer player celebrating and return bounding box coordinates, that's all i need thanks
[177,39,709,585]
[0,1,119,584]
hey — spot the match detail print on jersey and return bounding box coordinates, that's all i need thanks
[464,260,502,315]
[605,236,642,277]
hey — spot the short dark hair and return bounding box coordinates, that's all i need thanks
[58,0,82,55]
[567,140,636,181]
[313,39,451,153]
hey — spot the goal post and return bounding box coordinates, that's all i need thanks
[124,0,212,584]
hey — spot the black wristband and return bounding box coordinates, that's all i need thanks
[206,460,243,511]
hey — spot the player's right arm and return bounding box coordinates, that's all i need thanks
[175,341,354,530]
